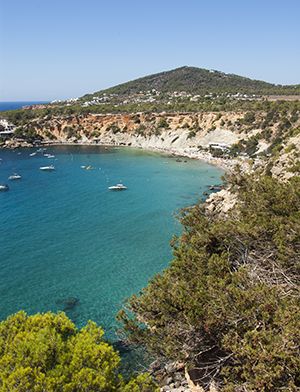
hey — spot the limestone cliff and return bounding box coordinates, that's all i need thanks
[7,108,300,178]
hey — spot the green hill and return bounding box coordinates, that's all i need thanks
[82,66,300,100]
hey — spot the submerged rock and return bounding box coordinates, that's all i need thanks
[56,296,80,311]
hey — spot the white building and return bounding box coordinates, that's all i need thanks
[0,119,15,135]
[208,142,230,151]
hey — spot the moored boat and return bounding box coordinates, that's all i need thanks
[0,184,9,191]
[40,165,55,171]
[8,174,22,180]
[108,183,127,191]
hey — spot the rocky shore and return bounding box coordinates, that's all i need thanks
[1,139,34,149]
[149,360,220,392]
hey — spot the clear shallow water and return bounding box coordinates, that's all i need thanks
[0,146,223,339]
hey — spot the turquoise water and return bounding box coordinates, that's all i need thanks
[0,146,223,339]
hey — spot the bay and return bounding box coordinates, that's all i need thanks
[0,145,223,339]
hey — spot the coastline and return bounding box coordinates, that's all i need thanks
[1,110,258,173]
[0,130,251,172]
[4,139,247,173]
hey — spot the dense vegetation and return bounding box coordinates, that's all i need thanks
[0,312,157,391]
[118,174,300,391]
[2,97,300,127]
[83,66,300,99]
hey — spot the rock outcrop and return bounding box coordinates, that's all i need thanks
[205,189,237,216]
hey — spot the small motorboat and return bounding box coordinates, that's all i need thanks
[81,165,94,170]
[47,155,55,158]
[29,152,37,157]
[8,174,22,180]
[108,183,127,191]
[0,184,9,191]
[40,165,55,171]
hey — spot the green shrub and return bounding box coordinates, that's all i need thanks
[44,130,57,140]
[278,117,292,131]
[242,111,255,124]
[187,130,196,139]
[91,130,100,137]
[0,312,157,392]
[288,160,300,173]
[136,124,147,136]
[229,136,259,157]
[154,127,162,136]
[14,127,42,142]
[119,175,300,391]
[107,124,121,134]
[63,126,79,139]
[284,143,296,154]
[157,118,169,129]
[133,115,141,124]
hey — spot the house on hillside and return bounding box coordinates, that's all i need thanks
[0,119,16,136]
[208,142,230,152]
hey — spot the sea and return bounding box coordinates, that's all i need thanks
[0,145,223,342]
[0,101,49,111]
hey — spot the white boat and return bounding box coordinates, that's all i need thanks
[0,184,9,191]
[81,165,94,170]
[40,165,55,171]
[108,183,127,191]
[47,155,55,158]
[30,152,37,157]
[8,174,22,180]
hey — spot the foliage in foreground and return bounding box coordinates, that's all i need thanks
[118,175,300,391]
[0,311,157,392]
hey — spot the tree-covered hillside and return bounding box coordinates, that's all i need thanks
[82,66,300,100]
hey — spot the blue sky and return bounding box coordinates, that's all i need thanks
[0,0,299,100]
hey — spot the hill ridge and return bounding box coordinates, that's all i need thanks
[81,66,300,100]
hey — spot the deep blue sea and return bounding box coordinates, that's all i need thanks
[0,146,223,339]
[0,101,49,111]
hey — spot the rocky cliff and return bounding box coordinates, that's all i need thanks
[11,109,299,178]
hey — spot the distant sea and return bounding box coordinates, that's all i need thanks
[0,101,49,111]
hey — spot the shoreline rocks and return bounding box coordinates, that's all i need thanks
[151,360,220,392]
[1,139,34,149]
